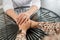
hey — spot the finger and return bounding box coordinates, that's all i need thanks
[27,19,30,23]
[18,14,26,23]
[17,13,24,22]
[20,16,27,25]
[23,17,29,24]
[17,14,24,24]
[25,19,30,25]
[26,19,31,28]
[20,17,28,25]
[18,15,26,24]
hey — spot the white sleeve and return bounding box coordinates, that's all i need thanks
[31,0,41,9]
[3,0,14,12]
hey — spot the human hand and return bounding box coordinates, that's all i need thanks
[18,19,31,34]
[30,20,39,28]
[17,12,31,25]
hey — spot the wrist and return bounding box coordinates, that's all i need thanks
[26,11,33,16]
[21,30,26,35]
[19,28,26,34]
[18,29,26,35]
[30,20,39,28]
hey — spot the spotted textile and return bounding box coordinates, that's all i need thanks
[37,22,60,35]
[15,33,26,40]
[43,34,60,40]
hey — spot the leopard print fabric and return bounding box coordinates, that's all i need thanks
[37,22,60,35]
[43,34,60,40]
[15,33,26,40]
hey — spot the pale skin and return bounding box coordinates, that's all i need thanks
[5,5,39,33]
[19,20,60,40]
[6,4,60,40]
[4,1,40,40]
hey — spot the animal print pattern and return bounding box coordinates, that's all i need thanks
[38,22,60,35]
[15,33,26,40]
[37,22,60,40]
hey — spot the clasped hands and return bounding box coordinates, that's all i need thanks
[15,12,38,34]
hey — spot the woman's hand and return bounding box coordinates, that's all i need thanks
[16,5,39,26]
[18,19,31,34]
[30,20,39,28]
[17,12,31,25]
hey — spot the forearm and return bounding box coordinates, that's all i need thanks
[30,21,60,35]
[27,0,41,16]
[6,9,18,22]
[26,5,39,16]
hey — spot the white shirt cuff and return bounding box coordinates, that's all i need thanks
[3,0,14,12]
[32,0,41,9]
[3,5,14,12]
